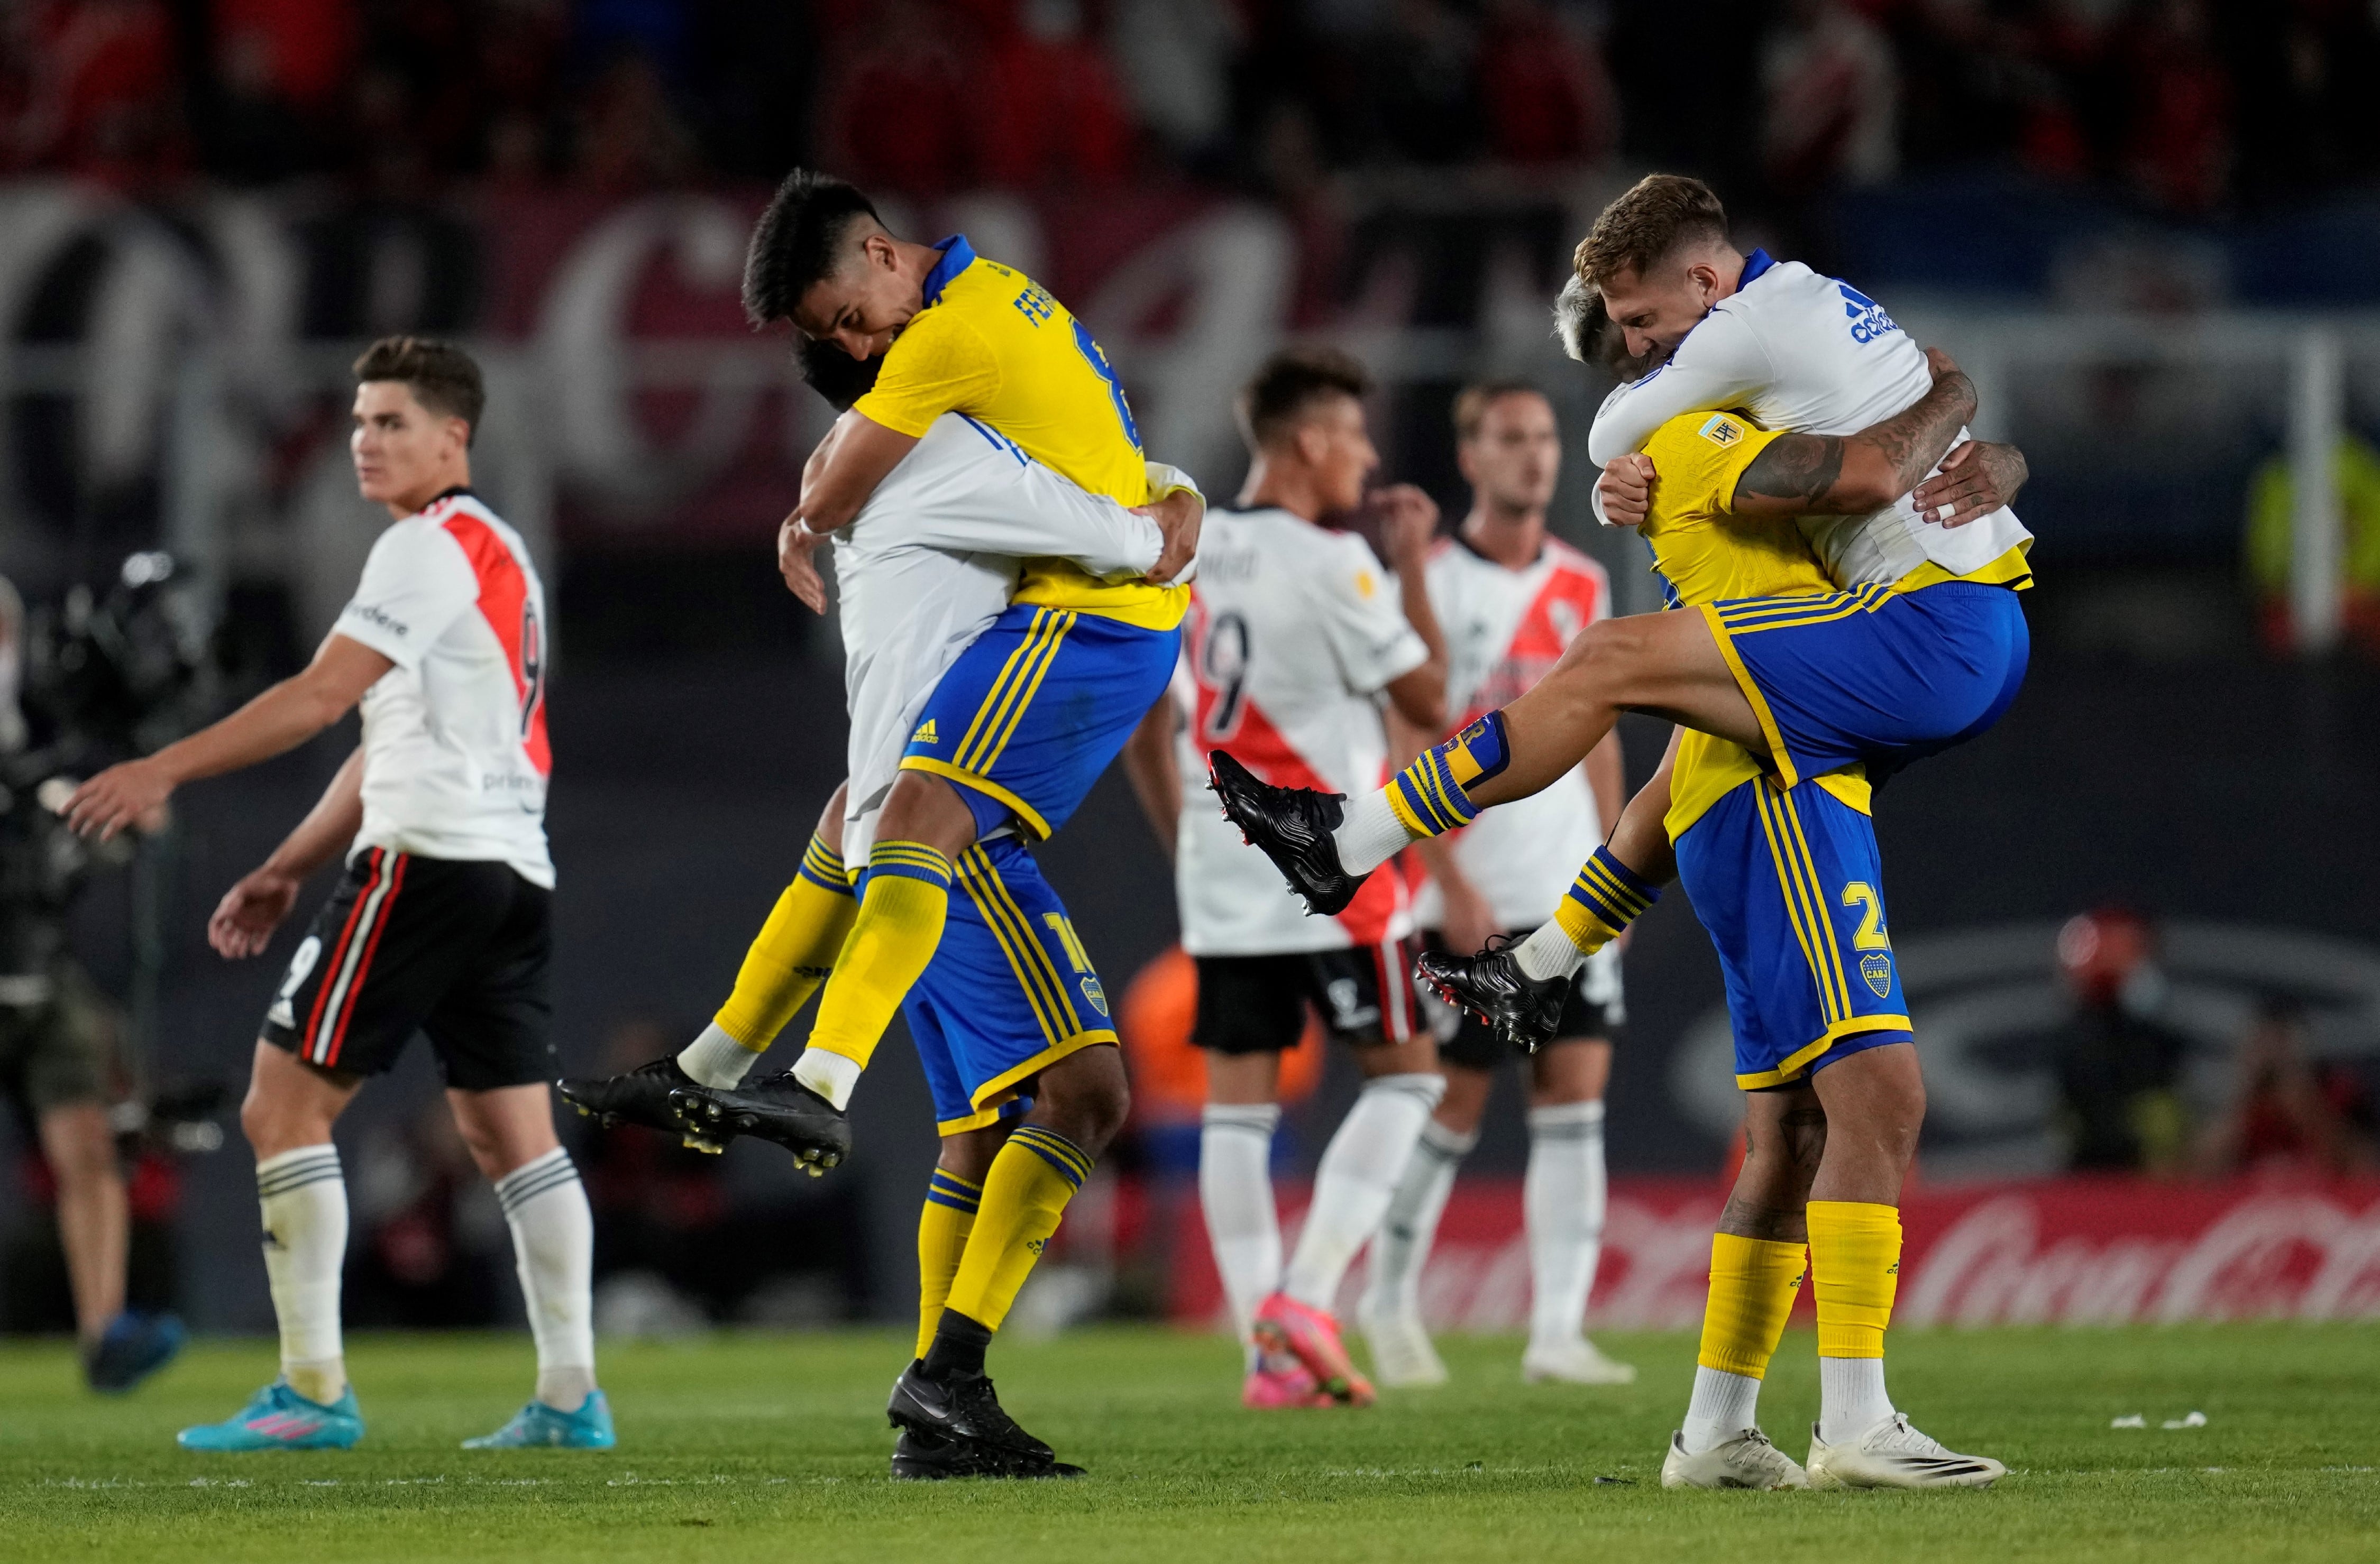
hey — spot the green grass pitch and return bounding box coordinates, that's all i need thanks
[3,1324,2376,1562]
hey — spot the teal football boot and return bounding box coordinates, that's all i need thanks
[463,1390,616,1449]
[177,1380,363,1451]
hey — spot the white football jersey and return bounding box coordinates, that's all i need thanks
[831,414,1170,862]
[1172,507,1429,955]
[1587,253,2031,590]
[334,491,553,886]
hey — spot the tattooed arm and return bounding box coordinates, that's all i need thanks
[1723,347,1979,521]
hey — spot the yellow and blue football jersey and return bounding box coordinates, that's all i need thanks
[856,236,1187,631]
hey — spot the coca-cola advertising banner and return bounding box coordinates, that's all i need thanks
[1168,1175,2380,1329]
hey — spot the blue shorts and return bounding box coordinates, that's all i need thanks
[1704,581,2029,788]
[883,836,1118,1135]
[1674,775,1911,1089]
[901,604,1179,839]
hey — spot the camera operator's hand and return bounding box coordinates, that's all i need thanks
[62,758,173,842]
[209,865,303,959]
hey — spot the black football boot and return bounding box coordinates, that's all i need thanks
[665,1070,852,1170]
[556,1056,725,1152]
[1414,936,1570,1054]
[1206,750,1366,916]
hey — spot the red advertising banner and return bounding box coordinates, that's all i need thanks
[1165,1174,2380,1330]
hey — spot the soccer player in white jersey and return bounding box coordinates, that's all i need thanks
[65,338,605,1452]
[1121,348,1449,1409]
[1359,381,1635,1390]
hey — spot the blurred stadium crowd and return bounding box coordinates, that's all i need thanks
[6,0,2377,224]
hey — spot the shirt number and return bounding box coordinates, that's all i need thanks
[1841,881,1891,950]
[1071,320,1143,452]
[517,601,547,739]
[1197,610,1251,743]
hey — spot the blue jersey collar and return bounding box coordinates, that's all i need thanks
[922,235,975,306]
[1737,247,1778,288]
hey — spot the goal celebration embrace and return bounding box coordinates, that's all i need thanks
[14,30,2380,1558]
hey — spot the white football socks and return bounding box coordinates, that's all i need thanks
[1819,1356,1896,1446]
[1682,1365,1764,1453]
[1330,790,1420,879]
[493,1148,598,1412]
[1282,1072,1445,1311]
[793,1047,861,1110]
[676,1022,762,1091]
[1198,1102,1283,1355]
[1514,920,1589,983]
[1524,1100,1608,1354]
[1363,1116,1475,1320]
[256,1144,349,1405]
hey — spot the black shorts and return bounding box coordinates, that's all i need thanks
[261,849,553,1091]
[1192,937,1422,1055]
[1421,929,1625,1071]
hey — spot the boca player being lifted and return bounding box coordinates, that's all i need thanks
[1359,381,1635,1391]
[559,170,1194,1457]
[1122,348,1449,1410]
[66,338,606,1453]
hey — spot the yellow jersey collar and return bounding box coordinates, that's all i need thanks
[922,235,976,306]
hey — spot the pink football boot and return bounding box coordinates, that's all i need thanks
[1252,1291,1376,1406]
[1241,1360,1333,1409]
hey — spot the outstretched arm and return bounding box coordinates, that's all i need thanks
[65,633,390,841]
[1724,348,1977,521]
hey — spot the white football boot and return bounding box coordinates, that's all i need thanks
[1521,1337,1638,1385]
[1805,1413,2006,1489]
[1660,1427,1810,1490]
[1357,1302,1448,1388]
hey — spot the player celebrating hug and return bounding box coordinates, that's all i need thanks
[1220,174,2027,1490]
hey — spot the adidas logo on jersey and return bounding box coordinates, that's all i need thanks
[910,719,939,746]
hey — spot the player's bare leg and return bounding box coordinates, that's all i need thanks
[1661,1083,1823,1489]
[1213,611,1753,913]
[1769,1041,2000,1487]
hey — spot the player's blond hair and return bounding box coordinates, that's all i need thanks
[1572,174,1730,289]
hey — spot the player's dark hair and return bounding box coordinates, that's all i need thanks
[1237,347,1371,451]
[800,338,883,413]
[1451,379,1548,442]
[352,335,484,445]
[1573,173,1731,289]
[744,169,883,327]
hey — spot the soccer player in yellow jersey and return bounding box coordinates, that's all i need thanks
[581,172,1193,1466]
[1423,383,2028,1489]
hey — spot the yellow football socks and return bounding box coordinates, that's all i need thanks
[804,841,953,1071]
[942,1126,1092,1332]
[915,1169,983,1359]
[1384,711,1512,839]
[712,836,857,1051]
[1808,1200,1901,1358]
[1696,1232,1808,1378]
[1553,845,1662,958]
